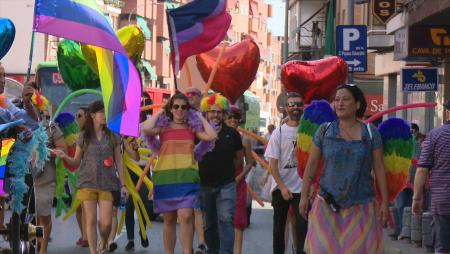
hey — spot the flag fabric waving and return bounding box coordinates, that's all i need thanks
[33,0,141,137]
[34,0,126,54]
[94,48,141,137]
[167,0,231,75]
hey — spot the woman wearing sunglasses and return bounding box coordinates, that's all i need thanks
[144,92,217,254]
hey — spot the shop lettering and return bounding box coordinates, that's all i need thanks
[403,83,436,90]
[370,100,383,112]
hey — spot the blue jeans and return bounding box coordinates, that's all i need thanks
[395,188,413,234]
[200,182,236,254]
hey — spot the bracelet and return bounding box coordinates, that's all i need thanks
[413,197,422,201]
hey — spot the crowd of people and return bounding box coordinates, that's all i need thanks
[1,60,450,254]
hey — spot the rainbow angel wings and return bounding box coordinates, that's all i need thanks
[296,100,335,185]
[376,118,415,202]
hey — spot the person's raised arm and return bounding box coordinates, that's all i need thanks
[143,109,165,136]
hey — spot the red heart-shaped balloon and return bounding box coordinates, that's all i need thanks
[196,39,260,104]
[281,56,348,104]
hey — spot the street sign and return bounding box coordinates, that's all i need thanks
[401,68,438,92]
[336,25,367,72]
[372,0,397,24]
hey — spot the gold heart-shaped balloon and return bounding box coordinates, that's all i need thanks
[81,25,145,73]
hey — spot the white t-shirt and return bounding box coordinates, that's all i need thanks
[264,123,302,194]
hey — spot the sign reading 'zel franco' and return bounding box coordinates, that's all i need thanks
[372,0,397,24]
[401,68,438,92]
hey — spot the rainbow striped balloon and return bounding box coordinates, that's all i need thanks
[377,118,415,202]
[296,100,335,183]
[0,139,14,197]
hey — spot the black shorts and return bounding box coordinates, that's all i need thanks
[432,215,450,253]
[111,190,120,208]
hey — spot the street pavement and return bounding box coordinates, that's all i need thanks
[0,165,433,253]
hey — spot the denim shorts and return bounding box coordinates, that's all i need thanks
[432,215,450,253]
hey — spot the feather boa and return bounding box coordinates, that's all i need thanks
[8,125,49,213]
[146,109,215,161]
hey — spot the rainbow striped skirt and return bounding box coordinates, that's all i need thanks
[304,196,384,254]
[153,128,200,213]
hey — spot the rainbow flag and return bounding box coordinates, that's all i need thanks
[95,48,141,137]
[0,139,14,197]
[167,0,231,74]
[33,0,125,54]
[34,0,141,137]
[376,118,415,203]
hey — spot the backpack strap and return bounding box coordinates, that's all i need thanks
[366,123,373,140]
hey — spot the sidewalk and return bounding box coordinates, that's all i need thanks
[383,231,432,254]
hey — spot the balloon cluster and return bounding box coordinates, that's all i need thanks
[57,25,145,92]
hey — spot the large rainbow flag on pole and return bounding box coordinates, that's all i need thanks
[33,0,141,137]
[167,0,232,75]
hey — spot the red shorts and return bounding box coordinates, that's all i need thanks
[234,180,248,230]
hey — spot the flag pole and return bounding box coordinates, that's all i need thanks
[203,42,227,97]
[27,1,38,83]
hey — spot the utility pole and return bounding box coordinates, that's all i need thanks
[283,0,289,63]
[347,0,354,83]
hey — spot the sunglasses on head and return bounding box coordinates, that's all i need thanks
[172,104,188,110]
[286,102,304,108]
[228,113,241,120]
[186,91,200,97]
[76,113,84,118]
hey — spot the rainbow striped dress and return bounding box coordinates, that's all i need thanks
[153,127,200,213]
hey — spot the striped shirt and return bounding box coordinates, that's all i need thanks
[418,123,450,215]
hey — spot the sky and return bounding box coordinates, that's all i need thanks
[265,0,285,36]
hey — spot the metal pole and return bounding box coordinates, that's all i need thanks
[283,0,289,63]
[347,0,354,84]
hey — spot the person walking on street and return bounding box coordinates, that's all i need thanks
[412,100,450,254]
[144,92,217,254]
[225,107,254,254]
[299,84,389,253]
[73,106,88,247]
[34,112,67,254]
[54,101,128,254]
[264,92,308,254]
[199,93,244,254]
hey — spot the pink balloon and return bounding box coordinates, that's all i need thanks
[364,102,437,123]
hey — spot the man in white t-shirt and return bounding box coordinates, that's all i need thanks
[264,92,307,254]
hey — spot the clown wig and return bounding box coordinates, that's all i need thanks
[200,93,230,113]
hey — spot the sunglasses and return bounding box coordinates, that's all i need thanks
[286,102,304,108]
[172,104,188,110]
[208,110,223,115]
[186,91,201,97]
[228,114,241,120]
[76,113,84,118]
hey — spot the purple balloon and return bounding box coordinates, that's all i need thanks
[0,18,15,60]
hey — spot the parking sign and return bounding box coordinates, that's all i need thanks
[336,25,367,72]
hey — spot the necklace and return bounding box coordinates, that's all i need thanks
[340,121,359,140]
[173,120,185,124]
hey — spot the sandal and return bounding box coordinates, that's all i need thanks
[98,241,108,254]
